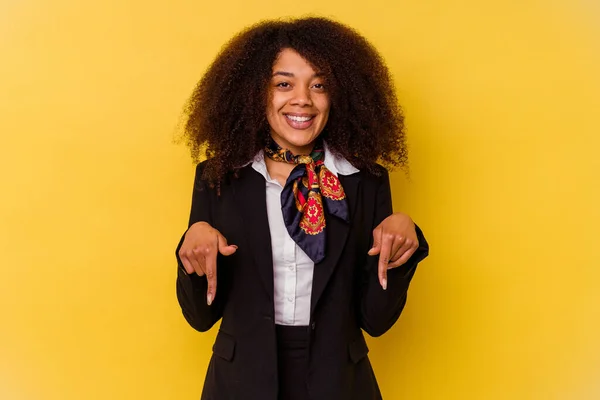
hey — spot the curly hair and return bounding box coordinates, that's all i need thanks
[181,16,407,182]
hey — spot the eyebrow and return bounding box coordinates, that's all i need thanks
[272,71,325,78]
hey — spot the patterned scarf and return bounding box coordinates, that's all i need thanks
[264,139,349,263]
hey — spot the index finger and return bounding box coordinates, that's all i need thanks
[378,231,393,290]
[204,241,218,305]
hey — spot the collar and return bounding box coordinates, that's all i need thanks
[250,141,360,181]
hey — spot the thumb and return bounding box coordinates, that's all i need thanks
[368,226,382,255]
[217,232,238,256]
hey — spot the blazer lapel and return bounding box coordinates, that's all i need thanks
[310,173,360,315]
[232,166,274,301]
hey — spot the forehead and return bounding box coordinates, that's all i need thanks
[272,48,319,75]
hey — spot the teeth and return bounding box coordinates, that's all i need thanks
[286,115,313,122]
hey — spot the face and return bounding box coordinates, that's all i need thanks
[266,48,331,155]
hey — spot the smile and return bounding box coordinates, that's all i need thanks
[283,113,317,130]
[285,114,314,122]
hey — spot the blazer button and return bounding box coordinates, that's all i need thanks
[311,322,316,330]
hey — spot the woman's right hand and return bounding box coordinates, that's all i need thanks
[178,221,238,305]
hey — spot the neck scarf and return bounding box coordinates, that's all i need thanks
[264,139,349,263]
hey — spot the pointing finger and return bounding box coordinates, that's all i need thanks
[202,242,218,306]
[378,231,394,290]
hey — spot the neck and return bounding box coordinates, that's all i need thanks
[264,156,295,186]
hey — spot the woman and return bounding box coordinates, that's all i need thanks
[176,17,429,400]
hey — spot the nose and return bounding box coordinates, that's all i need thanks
[290,86,313,107]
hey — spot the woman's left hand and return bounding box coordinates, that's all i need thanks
[368,212,419,290]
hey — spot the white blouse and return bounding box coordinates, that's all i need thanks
[251,143,359,326]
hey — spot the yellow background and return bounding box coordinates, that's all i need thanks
[1,0,599,399]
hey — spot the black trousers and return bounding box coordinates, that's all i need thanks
[276,325,311,400]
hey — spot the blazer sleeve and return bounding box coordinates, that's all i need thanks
[358,169,429,337]
[175,162,224,332]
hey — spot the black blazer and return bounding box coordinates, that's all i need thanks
[176,162,429,400]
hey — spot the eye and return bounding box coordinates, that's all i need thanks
[312,83,326,91]
[275,82,291,88]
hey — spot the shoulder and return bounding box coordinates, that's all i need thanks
[193,160,259,194]
[193,159,232,183]
[194,158,258,179]
[357,163,389,186]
